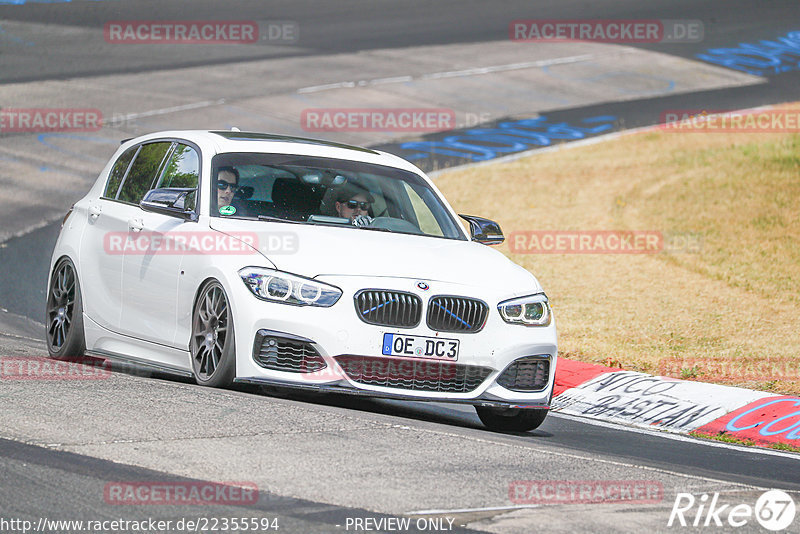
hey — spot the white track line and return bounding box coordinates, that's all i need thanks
[112,98,227,121]
[0,213,65,245]
[297,54,595,94]
[418,55,595,80]
[0,330,44,343]
[407,504,540,515]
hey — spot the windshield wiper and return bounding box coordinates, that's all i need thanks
[357,226,393,233]
[257,215,301,224]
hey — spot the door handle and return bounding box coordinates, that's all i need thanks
[128,218,144,232]
[89,204,102,220]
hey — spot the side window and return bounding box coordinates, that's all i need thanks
[156,144,200,211]
[157,144,199,189]
[117,142,172,204]
[103,145,138,199]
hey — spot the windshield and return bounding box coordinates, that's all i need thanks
[210,153,466,240]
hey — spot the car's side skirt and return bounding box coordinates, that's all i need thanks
[86,349,194,378]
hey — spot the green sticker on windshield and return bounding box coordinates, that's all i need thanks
[219,205,236,216]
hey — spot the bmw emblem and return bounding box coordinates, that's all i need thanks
[416,281,429,291]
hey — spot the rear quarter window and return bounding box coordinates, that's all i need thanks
[103,145,138,199]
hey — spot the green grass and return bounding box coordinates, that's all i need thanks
[769,442,800,453]
[689,430,800,454]
[688,431,756,447]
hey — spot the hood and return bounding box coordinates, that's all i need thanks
[209,218,541,291]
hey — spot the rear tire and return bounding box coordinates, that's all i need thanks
[191,281,236,388]
[46,258,86,360]
[475,406,548,432]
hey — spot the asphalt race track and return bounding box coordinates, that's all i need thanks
[0,0,798,83]
[1,1,799,532]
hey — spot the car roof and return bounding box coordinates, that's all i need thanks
[121,130,424,176]
[209,130,378,154]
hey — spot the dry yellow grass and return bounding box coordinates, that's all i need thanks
[434,116,800,395]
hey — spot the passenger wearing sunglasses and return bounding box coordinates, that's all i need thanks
[334,184,374,227]
[216,166,239,210]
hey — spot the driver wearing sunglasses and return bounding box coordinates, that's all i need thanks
[334,183,374,227]
[216,166,239,209]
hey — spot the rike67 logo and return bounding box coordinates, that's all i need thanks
[668,490,796,531]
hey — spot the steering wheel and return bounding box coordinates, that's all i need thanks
[368,217,423,234]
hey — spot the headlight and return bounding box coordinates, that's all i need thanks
[498,293,551,326]
[239,267,342,307]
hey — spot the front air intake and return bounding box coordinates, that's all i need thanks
[252,330,326,373]
[334,355,491,393]
[496,356,550,392]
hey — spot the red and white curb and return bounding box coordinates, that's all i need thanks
[552,359,800,449]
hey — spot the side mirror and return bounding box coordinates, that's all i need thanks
[459,214,504,245]
[140,188,197,221]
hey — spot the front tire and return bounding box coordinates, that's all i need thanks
[191,281,236,388]
[46,258,86,360]
[475,406,548,432]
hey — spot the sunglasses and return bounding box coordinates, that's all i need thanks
[217,181,238,192]
[344,200,371,210]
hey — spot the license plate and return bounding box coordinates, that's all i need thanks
[382,333,459,361]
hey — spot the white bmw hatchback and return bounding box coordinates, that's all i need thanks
[47,130,557,431]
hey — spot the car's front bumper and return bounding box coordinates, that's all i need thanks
[230,274,557,406]
[233,375,552,409]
